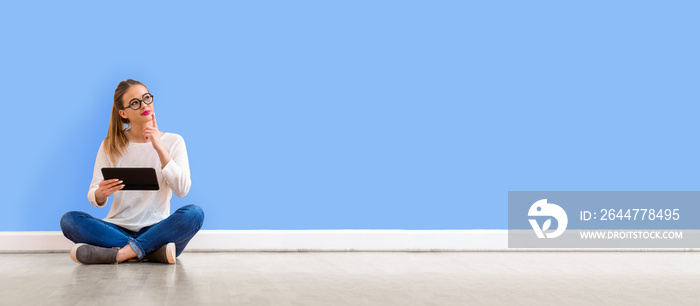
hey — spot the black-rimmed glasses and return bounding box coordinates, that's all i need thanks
[122,93,154,110]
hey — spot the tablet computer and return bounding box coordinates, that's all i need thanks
[101,167,160,190]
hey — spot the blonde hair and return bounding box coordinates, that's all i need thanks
[104,79,147,163]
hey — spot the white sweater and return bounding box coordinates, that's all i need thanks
[87,133,191,232]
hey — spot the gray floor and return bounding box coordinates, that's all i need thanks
[1,251,698,305]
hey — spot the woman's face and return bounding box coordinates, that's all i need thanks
[118,84,154,125]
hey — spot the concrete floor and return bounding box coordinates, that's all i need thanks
[1,252,698,305]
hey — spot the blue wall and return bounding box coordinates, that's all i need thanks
[2,1,699,231]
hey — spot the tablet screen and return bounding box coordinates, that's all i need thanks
[101,167,160,190]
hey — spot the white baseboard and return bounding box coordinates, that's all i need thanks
[0,230,506,252]
[0,230,697,252]
[185,230,508,251]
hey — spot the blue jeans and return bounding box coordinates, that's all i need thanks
[60,204,204,259]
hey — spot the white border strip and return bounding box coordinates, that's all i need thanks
[0,230,697,252]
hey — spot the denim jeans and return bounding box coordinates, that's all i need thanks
[60,204,204,259]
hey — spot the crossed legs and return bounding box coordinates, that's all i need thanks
[60,204,204,262]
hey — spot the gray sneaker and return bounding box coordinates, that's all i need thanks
[142,243,176,264]
[70,243,119,264]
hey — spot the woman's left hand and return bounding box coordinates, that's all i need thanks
[144,112,164,150]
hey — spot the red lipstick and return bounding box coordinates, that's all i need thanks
[141,110,151,116]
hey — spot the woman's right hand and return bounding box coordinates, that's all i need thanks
[95,179,124,205]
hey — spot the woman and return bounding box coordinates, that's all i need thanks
[60,79,204,264]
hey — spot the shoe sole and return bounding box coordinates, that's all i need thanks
[70,243,86,264]
[166,243,176,264]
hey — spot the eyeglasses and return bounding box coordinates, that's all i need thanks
[122,93,154,110]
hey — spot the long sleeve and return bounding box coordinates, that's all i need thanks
[87,140,113,207]
[161,134,191,198]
